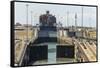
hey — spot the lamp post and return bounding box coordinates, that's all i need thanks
[67,11,69,28]
[26,4,29,42]
[75,13,77,31]
[31,11,33,27]
[81,6,83,41]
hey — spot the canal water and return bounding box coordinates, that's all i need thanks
[47,42,57,64]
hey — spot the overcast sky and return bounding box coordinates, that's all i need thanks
[15,2,97,27]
